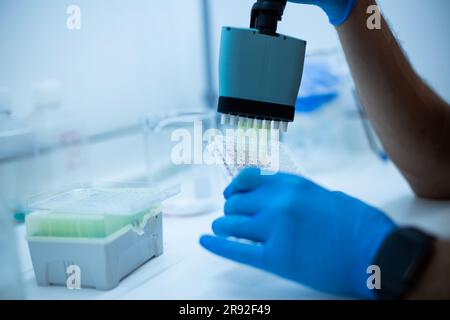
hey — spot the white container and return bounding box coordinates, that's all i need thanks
[28,211,163,290]
[25,185,178,290]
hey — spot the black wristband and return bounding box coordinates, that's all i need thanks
[372,227,435,300]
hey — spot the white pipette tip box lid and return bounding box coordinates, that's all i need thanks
[25,184,179,290]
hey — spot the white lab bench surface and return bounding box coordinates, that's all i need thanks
[15,154,450,300]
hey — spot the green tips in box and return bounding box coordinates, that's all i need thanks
[25,186,178,239]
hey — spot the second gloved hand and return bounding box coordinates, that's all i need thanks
[289,0,358,26]
[200,168,396,299]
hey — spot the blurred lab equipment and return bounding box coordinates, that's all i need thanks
[26,81,91,194]
[0,87,32,160]
[217,0,306,133]
[284,50,373,174]
[0,199,25,299]
[144,111,223,216]
[25,183,178,290]
[0,87,34,221]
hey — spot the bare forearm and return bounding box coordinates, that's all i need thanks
[406,239,450,299]
[336,0,450,198]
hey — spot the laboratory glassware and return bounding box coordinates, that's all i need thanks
[143,111,223,216]
[26,81,91,195]
[0,87,35,221]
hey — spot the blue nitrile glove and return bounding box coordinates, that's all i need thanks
[200,168,397,299]
[289,0,358,26]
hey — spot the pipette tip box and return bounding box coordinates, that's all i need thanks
[25,185,178,290]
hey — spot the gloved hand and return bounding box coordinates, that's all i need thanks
[289,0,358,26]
[200,168,397,299]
